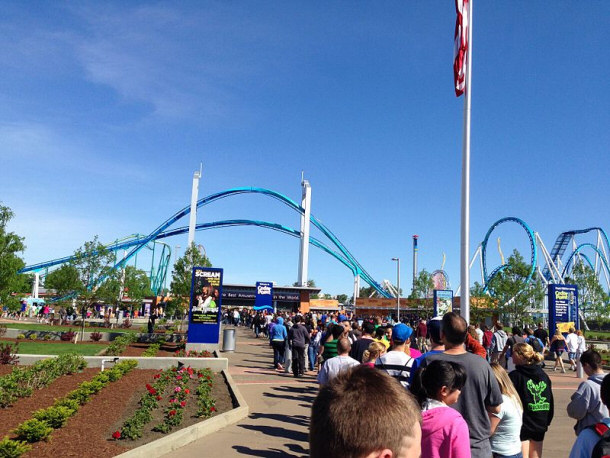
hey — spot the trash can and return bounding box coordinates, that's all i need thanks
[222,328,236,352]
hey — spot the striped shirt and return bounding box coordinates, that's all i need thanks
[375,351,415,388]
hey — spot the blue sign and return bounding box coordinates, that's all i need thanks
[187,267,223,344]
[433,290,453,317]
[548,284,579,333]
[254,281,273,311]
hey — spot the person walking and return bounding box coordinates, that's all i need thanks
[288,315,310,378]
[490,363,524,458]
[316,338,359,386]
[375,323,416,389]
[575,330,586,376]
[567,349,608,435]
[566,327,579,371]
[411,360,470,458]
[420,312,503,458]
[269,316,287,371]
[491,323,508,364]
[509,343,554,458]
[550,329,567,373]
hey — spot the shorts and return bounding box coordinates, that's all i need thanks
[554,350,564,359]
[568,352,577,360]
[520,430,545,442]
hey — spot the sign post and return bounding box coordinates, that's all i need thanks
[433,290,454,317]
[254,282,274,312]
[548,284,579,334]
[187,267,223,351]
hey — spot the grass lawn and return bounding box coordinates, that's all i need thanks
[6,341,107,356]
[585,330,610,339]
[1,322,139,334]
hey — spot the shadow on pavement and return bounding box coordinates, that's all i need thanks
[238,424,309,442]
[232,445,306,457]
[249,412,310,428]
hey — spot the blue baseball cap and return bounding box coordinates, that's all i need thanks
[392,323,413,342]
[338,314,348,322]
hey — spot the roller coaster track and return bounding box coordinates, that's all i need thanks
[21,187,391,298]
[481,217,538,292]
[541,227,610,281]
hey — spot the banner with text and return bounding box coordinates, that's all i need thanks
[254,282,274,311]
[548,284,579,333]
[188,267,223,344]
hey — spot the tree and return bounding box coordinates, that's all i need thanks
[69,236,115,336]
[0,204,26,310]
[485,249,545,326]
[98,265,153,313]
[564,263,609,322]
[45,265,81,298]
[169,243,212,319]
[336,294,348,304]
[409,270,434,309]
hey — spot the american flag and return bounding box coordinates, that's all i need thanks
[454,0,469,97]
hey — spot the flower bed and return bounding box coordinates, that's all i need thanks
[0,360,234,457]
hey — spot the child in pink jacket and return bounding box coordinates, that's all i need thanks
[411,359,471,458]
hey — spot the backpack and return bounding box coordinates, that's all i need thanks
[483,331,493,349]
[591,422,610,458]
[527,336,544,353]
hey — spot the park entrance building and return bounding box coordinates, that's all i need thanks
[221,284,321,313]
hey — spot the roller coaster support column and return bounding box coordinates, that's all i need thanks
[412,235,419,294]
[297,178,312,286]
[188,165,202,247]
[32,272,40,299]
[353,274,360,309]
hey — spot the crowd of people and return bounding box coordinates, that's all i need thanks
[237,308,608,458]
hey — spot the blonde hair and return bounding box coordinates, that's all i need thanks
[491,363,523,411]
[362,341,386,364]
[513,342,543,365]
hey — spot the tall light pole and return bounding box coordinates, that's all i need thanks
[392,258,400,323]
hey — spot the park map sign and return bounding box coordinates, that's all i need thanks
[187,267,223,345]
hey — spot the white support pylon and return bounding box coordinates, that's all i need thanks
[297,176,311,286]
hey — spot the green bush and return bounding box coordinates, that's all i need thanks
[27,334,37,341]
[142,343,160,357]
[33,406,74,428]
[16,334,25,340]
[66,388,91,405]
[105,334,137,356]
[53,398,80,412]
[0,436,31,458]
[13,419,53,443]
[0,354,86,408]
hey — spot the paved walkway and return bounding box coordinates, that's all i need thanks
[165,328,586,457]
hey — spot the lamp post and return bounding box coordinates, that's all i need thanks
[392,258,400,322]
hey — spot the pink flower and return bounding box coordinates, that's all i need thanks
[174,386,182,393]
[180,401,186,407]
[176,375,182,380]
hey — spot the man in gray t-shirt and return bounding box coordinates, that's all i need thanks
[420,312,503,458]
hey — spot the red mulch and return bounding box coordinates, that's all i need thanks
[120,342,183,357]
[0,364,234,457]
[0,368,101,437]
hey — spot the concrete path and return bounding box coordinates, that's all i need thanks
[164,327,314,458]
[164,327,586,458]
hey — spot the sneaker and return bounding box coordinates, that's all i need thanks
[562,369,566,373]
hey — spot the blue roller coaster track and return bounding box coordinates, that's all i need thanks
[20,187,391,299]
[481,217,538,292]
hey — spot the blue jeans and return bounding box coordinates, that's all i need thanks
[308,345,318,370]
[271,340,285,367]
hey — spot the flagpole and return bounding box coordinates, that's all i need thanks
[460,0,473,324]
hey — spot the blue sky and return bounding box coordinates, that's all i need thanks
[2,2,609,297]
